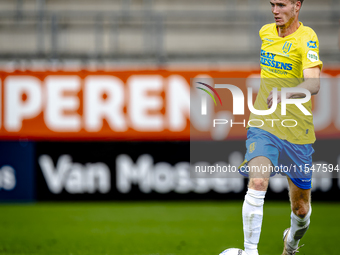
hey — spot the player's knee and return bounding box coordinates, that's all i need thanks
[293,203,310,219]
[249,178,268,191]
[295,209,308,219]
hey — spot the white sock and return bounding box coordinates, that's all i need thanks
[287,204,311,249]
[243,188,266,255]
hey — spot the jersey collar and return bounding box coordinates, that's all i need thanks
[274,22,303,39]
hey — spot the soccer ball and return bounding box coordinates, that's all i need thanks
[219,248,248,255]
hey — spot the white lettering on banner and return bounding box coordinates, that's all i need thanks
[38,154,111,194]
[2,74,338,137]
[153,162,175,193]
[116,154,152,193]
[128,75,164,131]
[45,76,81,132]
[5,76,42,131]
[0,166,16,190]
[116,154,244,194]
[167,75,190,131]
[84,76,127,132]
[2,74,175,133]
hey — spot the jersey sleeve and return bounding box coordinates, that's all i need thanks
[259,24,271,40]
[301,29,323,71]
[259,26,264,40]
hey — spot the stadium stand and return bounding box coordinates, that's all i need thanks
[0,0,338,66]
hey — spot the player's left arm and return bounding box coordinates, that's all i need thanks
[288,66,321,98]
[267,66,321,107]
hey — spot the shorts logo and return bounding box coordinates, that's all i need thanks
[249,142,256,153]
[307,40,317,49]
[282,41,292,54]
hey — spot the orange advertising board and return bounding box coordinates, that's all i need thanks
[0,68,339,141]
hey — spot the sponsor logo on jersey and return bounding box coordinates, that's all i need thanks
[282,41,292,54]
[307,40,317,49]
[260,50,293,71]
[264,38,274,43]
[307,50,319,62]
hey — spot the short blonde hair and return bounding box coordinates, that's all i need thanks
[291,0,304,5]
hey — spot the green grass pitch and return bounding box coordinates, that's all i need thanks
[0,201,338,255]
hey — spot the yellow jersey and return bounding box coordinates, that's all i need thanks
[248,22,323,144]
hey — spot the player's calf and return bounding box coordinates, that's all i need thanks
[288,204,311,248]
[287,178,311,249]
[242,188,266,255]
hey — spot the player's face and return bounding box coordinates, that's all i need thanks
[270,0,299,28]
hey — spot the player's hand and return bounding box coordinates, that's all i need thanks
[267,89,282,108]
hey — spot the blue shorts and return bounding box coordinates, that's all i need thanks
[238,127,314,189]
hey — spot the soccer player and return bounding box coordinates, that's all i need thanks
[238,0,323,255]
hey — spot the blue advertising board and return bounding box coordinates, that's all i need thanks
[0,141,35,201]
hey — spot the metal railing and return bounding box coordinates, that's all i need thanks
[0,3,339,64]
